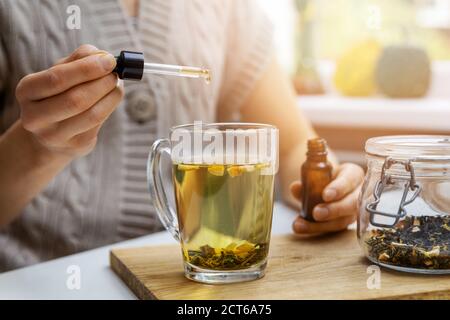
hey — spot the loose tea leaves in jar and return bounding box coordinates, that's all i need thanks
[365,216,450,270]
[359,136,450,274]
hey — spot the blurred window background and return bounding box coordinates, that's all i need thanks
[260,0,450,166]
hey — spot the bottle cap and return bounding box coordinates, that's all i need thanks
[113,51,144,81]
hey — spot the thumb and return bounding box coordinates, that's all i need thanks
[289,181,303,201]
[286,181,302,211]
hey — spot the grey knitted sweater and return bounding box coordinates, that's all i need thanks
[0,0,273,272]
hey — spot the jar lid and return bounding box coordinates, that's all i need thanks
[366,135,450,160]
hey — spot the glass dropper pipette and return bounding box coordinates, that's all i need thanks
[113,50,211,83]
[143,62,211,83]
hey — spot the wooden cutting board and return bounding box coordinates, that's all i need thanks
[110,231,450,300]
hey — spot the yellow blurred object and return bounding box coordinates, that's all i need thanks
[334,39,382,97]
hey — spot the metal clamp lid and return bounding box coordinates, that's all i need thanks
[366,158,422,228]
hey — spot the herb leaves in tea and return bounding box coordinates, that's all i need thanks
[185,241,268,270]
[174,162,274,272]
[365,216,450,270]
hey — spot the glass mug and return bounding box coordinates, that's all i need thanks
[147,122,279,283]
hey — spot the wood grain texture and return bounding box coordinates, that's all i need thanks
[110,231,450,300]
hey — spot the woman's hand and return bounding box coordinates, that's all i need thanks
[0,45,123,224]
[291,163,364,235]
[15,44,124,159]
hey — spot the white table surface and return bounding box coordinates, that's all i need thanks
[0,202,298,300]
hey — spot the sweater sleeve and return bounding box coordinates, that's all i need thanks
[218,0,275,120]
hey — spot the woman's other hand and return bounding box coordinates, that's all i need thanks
[291,163,364,235]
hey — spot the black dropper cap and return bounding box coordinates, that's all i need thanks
[113,51,144,81]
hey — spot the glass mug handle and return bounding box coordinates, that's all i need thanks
[147,139,180,241]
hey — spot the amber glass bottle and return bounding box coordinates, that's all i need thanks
[301,138,333,222]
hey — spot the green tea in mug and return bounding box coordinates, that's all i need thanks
[173,163,275,271]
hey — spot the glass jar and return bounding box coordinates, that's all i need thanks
[358,136,450,274]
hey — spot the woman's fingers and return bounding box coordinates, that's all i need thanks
[322,163,364,202]
[289,181,302,201]
[293,214,356,235]
[69,125,101,150]
[17,52,116,101]
[289,163,363,235]
[23,74,119,130]
[290,163,364,204]
[312,186,360,222]
[51,84,124,141]
[286,181,302,210]
[15,45,124,159]
[54,44,102,65]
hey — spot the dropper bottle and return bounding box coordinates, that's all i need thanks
[301,138,333,222]
[113,50,211,83]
